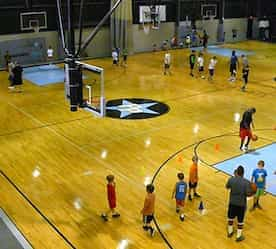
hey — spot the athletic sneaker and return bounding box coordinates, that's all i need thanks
[101,214,108,222]
[256,204,263,210]
[179,214,185,222]
[194,193,201,198]
[176,208,180,213]
[149,227,155,237]
[112,213,120,218]
[227,232,234,238]
[236,235,245,242]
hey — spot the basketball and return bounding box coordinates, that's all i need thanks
[252,134,258,141]
[251,183,257,194]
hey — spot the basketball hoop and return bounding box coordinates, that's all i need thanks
[33,26,40,33]
[209,15,215,21]
[30,21,40,33]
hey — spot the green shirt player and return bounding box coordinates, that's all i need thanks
[189,50,196,77]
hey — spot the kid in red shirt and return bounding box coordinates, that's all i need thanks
[101,175,120,221]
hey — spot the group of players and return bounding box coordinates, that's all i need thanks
[163,48,250,91]
[100,106,275,242]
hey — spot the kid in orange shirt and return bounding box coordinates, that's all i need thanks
[141,184,156,237]
[188,156,201,201]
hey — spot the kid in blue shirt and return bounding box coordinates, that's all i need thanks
[172,172,187,221]
[251,160,267,210]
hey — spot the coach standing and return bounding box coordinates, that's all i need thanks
[12,62,23,92]
[226,165,251,242]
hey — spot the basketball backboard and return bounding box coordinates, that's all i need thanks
[20,11,47,32]
[201,4,217,19]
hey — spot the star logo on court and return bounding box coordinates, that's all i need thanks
[106,100,159,118]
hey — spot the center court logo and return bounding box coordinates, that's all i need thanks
[106,98,169,119]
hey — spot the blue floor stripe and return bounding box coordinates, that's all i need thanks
[214,143,276,196]
[23,65,64,86]
[192,45,254,57]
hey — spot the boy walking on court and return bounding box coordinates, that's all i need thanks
[208,56,217,82]
[121,48,128,67]
[101,175,120,221]
[188,156,201,201]
[112,49,119,66]
[241,54,249,91]
[164,51,171,75]
[239,107,256,152]
[172,173,187,221]
[228,50,239,82]
[197,52,205,79]
[189,50,196,77]
[226,166,252,242]
[250,160,267,210]
[141,184,155,237]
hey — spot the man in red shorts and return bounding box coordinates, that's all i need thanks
[239,107,256,152]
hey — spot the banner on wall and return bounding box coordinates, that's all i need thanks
[0,38,46,68]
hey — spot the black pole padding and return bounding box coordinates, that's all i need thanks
[68,58,81,112]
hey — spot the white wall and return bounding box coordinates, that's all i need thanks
[196,18,248,44]
[132,22,175,53]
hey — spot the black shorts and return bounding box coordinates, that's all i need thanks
[164,63,170,69]
[198,66,204,72]
[230,64,237,74]
[209,69,214,76]
[113,60,117,65]
[189,182,198,188]
[123,55,127,61]
[190,63,195,70]
[143,215,154,224]
[228,204,246,223]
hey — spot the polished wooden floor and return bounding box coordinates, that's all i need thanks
[0,41,276,249]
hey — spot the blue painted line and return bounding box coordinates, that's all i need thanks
[192,46,254,57]
[214,143,276,195]
[23,65,65,86]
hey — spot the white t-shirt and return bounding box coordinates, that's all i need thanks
[112,51,118,61]
[197,56,204,67]
[164,53,171,65]
[47,48,54,58]
[208,58,217,70]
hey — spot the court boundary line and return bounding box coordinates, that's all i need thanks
[0,207,34,249]
[0,169,77,249]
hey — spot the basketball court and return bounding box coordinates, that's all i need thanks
[0,1,276,249]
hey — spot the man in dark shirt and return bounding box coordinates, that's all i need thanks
[4,50,11,71]
[226,165,252,242]
[228,50,239,82]
[202,30,209,49]
[239,107,256,151]
[11,62,23,92]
